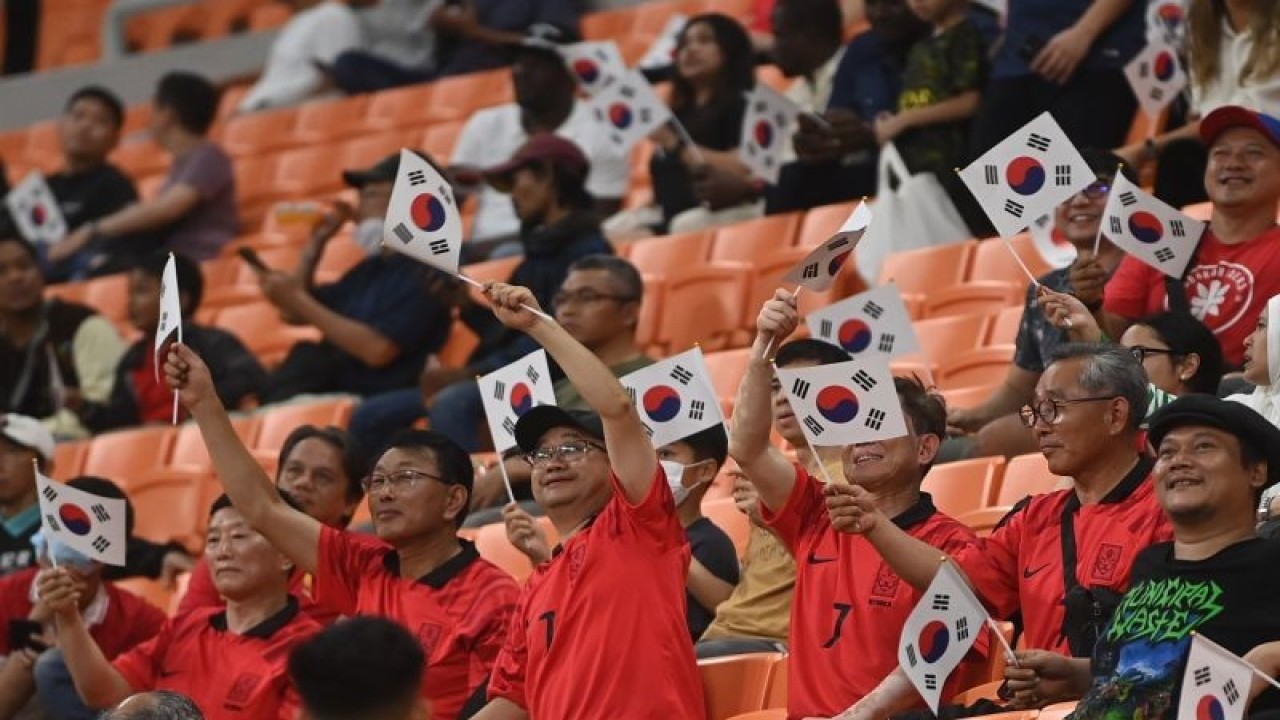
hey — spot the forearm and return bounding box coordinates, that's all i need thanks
[96,199,182,237]
[472,698,529,720]
[289,294,399,367]
[189,395,282,527]
[1074,0,1134,41]
[55,615,134,709]
[292,237,330,289]
[900,91,980,129]
[864,522,948,590]
[835,666,920,720]
[1148,120,1201,151]
[527,319,632,423]
[0,657,36,719]
[687,558,735,610]
[728,338,796,509]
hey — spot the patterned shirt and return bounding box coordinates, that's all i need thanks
[1013,267,1073,373]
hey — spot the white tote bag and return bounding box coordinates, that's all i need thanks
[857,142,971,285]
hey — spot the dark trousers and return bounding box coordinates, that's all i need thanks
[764,155,878,215]
[332,50,437,95]
[970,70,1138,157]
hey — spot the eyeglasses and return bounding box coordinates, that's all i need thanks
[551,289,636,309]
[1018,396,1117,428]
[1080,181,1112,200]
[1127,346,1179,363]
[525,441,604,467]
[360,469,444,493]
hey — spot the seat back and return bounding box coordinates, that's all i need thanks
[701,497,751,558]
[656,264,750,353]
[82,426,175,489]
[472,521,536,584]
[626,231,715,275]
[254,399,357,454]
[937,346,1015,390]
[698,652,783,720]
[922,281,1026,320]
[709,213,801,263]
[879,241,976,293]
[129,475,213,549]
[997,453,1064,505]
[921,457,1005,517]
[968,234,1052,284]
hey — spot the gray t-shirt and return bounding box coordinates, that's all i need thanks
[161,142,239,261]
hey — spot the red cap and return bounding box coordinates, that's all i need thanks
[481,134,590,192]
[1200,106,1280,148]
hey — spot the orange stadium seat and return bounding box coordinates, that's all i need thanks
[314,236,366,283]
[420,120,466,161]
[627,231,714,275]
[129,475,213,550]
[986,305,1024,347]
[995,452,1062,504]
[213,301,321,368]
[292,95,371,144]
[363,83,436,131]
[921,456,1005,517]
[21,121,61,171]
[937,345,1015,390]
[169,418,242,474]
[52,440,90,481]
[923,281,1026,320]
[702,497,750,558]
[37,0,109,69]
[740,246,859,344]
[905,314,990,368]
[248,2,292,31]
[755,65,793,94]
[220,108,298,157]
[472,521,535,583]
[709,213,801,263]
[81,426,176,489]
[656,263,750,353]
[968,234,1052,285]
[254,398,356,454]
[77,272,131,327]
[114,577,174,613]
[796,201,860,247]
[763,654,787,708]
[430,69,512,123]
[878,241,975,293]
[636,274,665,351]
[272,145,348,198]
[341,130,420,169]
[698,652,783,720]
[940,383,1000,410]
[725,711,786,720]
[110,140,169,177]
[703,348,750,403]
[582,6,634,40]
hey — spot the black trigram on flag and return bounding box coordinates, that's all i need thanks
[819,319,834,338]
[803,416,824,436]
[625,386,636,403]
[1026,133,1051,152]
[41,485,57,503]
[1119,191,1138,207]
[428,239,450,255]
[1170,219,1186,237]
[641,422,654,437]
[802,263,820,279]
[1109,216,1123,235]
[1004,199,1025,218]
[1194,666,1212,686]
[932,594,951,611]
[1054,165,1072,186]
[91,536,110,553]
[877,333,895,353]
[392,223,413,244]
[852,369,877,392]
[44,514,61,532]
[924,674,939,691]
[863,301,885,320]
[1224,679,1241,704]
[865,408,886,430]
[1155,248,1176,263]
[792,379,812,399]
[983,164,998,185]
[956,617,970,641]
[689,400,706,421]
[493,381,507,400]
[829,237,850,250]
[1138,61,1150,78]
[906,645,918,667]
[501,418,515,436]
[670,365,694,385]
[407,170,426,186]
[1149,87,1165,102]
[91,504,110,522]
[526,365,541,383]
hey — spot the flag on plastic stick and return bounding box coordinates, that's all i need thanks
[1100,173,1204,279]
[806,283,919,359]
[1146,0,1188,47]
[637,14,686,70]
[739,84,802,184]
[560,40,626,97]
[588,70,673,154]
[1177,634,1258,720]
[971,0,1005,17]
[775,356,906,448]
[154,253,184,423]
[5,171,67,245]
[782,202,872,292]
[35,468,127,566]
[1124,41,1188,118]
[621,348,723,448]
[958,112,1095,238]
[478,350,557,454]
[899,560,990,713]
[383,149,465,275]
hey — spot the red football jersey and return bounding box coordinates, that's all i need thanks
[179,555,349,626]
[954,456,1172,652]
[0,569,165,658]
[487,468,705,719]
[113,600,318,720]
[763,466,985,720]
[315,529,519,720]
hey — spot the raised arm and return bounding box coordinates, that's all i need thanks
[823,483,949,590]
[483,283,657,503]
[728,290,804,512]
[38,569,134,709]
[165,344,323,573]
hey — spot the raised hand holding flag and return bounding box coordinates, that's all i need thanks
[5,171,68,245]
[621,348,723,448]
[35,464,127,566]
[560,40,626,97]
[154,253,184,424]
[774,355,907,450]
[739,84,802,184]
[805,283,920,359]
[1099,173,1204,278]
[1124,41,1188,119]
[478,351,557,503]
[899,560,990,713]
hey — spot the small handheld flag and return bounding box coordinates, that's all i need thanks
[1177,633,1269,720]
[1146,0,1188,48]
[35,465,127,567]
[739,85,802,184]
[1124,41,1188,119]
[587,70,673,154]
[384,149,465,275]
[899,560,990,713]
[478,350,557,504]
[5,171,68,245]
[637,14,686,70]
[1099,173,1204,278]
[775,355,906,448]
[782,201,871,293]
[621,348,723,448]
[805,283,920,359]
[560,40,627,97]
[154,253,184,424]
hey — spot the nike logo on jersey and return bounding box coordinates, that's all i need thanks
[807,549,837,564]
[1023,563,1051,579]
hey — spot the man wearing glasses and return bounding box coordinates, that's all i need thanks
[162,345,520,720]
[825,343,1172,715]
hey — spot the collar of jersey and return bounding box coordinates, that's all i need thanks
[1063,454,1153,513]
[381,539,481,589]
[1,505,41,538]
[890,493,937,531]
[210,595,300,638]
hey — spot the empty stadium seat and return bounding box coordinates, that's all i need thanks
[81,426,176,489]
[626,231,714,275]
[937,346,1015,389]
[940,384,1000,410]
[763,654,787,709]
[986,305,1024,346]
[652,263,750,353]
[703,348,750,402]
[341,130,421,169]
[702,497,750,558]
[878,241,976,293]
[129,475,213,550]
[740,246,856,345]
[968,234,1052,285]
[995,452,1062,504]
[922,281,1026,320]
[904,314,990,368]
[254,398,356,454]
[709,213,801,263]
[636,274,665,351]
[115,577,174,613]
[213,301,321,368]
[698,652,783,720]
[922,457,1005,517]
[52,440,90,481]
[796,201,861,247]
[292,95,371,144]
[272,145,348,198]
[472,521,536,583]
[169,415,259,474]
[220,108,298,157]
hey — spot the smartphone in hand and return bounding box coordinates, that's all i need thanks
[9,619,49,653]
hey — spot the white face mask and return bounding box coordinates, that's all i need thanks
[661,459,709,506]
[354,218,384,257]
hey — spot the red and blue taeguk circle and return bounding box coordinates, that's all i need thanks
[918,620,951,663]
[29,204,47,226]
[828,250,852,277]
[410,193,448,233]
[816,385,859,423]
[643,385,682,422]
[1127,211,1164,244]
[573,58,600,83]
[509,382,533,415]
[1157,2,1185,24]
[1197,695,1226,720]
[58,504,93,536]
[837,319,873,353]
[608,103,633,130]
[754,120,774,148]
[1154,51,1177,81]
[1005,156,1046,196]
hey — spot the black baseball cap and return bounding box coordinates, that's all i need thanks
[1147,395,1280,488]
[342,149,437,188]
[514,406,606,453]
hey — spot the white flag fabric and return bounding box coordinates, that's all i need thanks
[1146,0,1188,47]
[5,171,67,245]
[477,350,557,453]
[806,283,920,358]
[782,202,872,292]
[588,70,674,154]
[1028,214,1077,270]
[560,41,626,97]
[959,112,1094,238]
[383,149,464,274]
[1177,634,1254,720]
[637,14,686,70]
[739,84,801,184]
[620,348,722,448]
[971,0,1005,16]
[899,561,989,713]
[775,356,906,447]
[154,253,183,377]
[1124,41,1188,118]
[35,471,127,566]
[1101,173,1204,279]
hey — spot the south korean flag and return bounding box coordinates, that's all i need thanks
[4,171,67,245]
[383,149,464,275]
[1146,0,1188,47]
[621,348,722,448]
[900,561,990,713]
[1177,634,1255,720]
[805,283,920,359]
[35,470,126,566]
[1124,40,1188,118]
[959,112,1094,238]
[775,356,906,448]
[739,84,801,184]
[588,70,673,154]
[637,14,686,70]
[1101,173,1204,279]
[478,350,557,453]
[782,202,872,292]
[560,40,626,97]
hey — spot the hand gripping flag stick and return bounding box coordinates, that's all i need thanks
[457,274,555,322]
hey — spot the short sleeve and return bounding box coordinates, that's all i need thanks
[1103,255,1157,320]
[690,522,741,585]
[310,6,361,65]
[112,620,172,692]
[946,23,987,94]
[759,465,825,553]
[952,506,1028,620]
[600,466,686,552]
[313,526,381,615]
[451,113,491,167]
[169,145,233,201]
[1012,285,1044,372]
[465,571,521,692]
[487,596,530,710]
[583,138,629,200]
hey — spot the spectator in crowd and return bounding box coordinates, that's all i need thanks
[0,235,125,439]
[0,87,140,283]
[1231,294,1280,529]
[69,252,267,432]
[168,344,519,720]
[969,0,1143,157]
[1005,395,1280,716]
[826,344,1172,716]
[697,338,850,659]
[1116,0,1280,208]
[289,615,428,720]
[604,13,758,239]
[350,135,610,453]
[1102,107,1280,369]
[504,425,740,640]
[48,73,238,270]
[473,282,704,719]
[258,153,452,403]
[0,482,167,720]
[44,493,319,718]
[237,0,361,113]
[433,2,580,78]
[945,151,1136,459]
[450,24,627,244]
[730,289,984,718]
[100,691,205,719]
[177,425,369,626]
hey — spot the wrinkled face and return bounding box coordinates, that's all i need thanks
[59,97,120,164]
[553,269,639,350]
[1120,324,1193,396]
[676,21,725,85]
[528,427,612,511]
[1026,358,1129,477]
[1154,426,1264,526]
[1242,306,1271,386]
[357,180,394,222]
[126,269,163,331]
[1204,127,1280,210]
[1053,177,1111,249]
[509,165,556,224]
[0,241,44,313]
[276,437,356,529]
[364,447,467,544]
[839,412,933,491]
[0,435,38,510]
[206,506,291,601]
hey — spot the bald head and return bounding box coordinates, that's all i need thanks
[101,692,204,719]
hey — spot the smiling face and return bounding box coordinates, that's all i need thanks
[1154,425,1264,528]
[276,437,357,529]
[839,412,936,490]
[1053,178,1111,249]
[1204,127,1280,211]
[206,506,291,602]
[528,426,612,513]
[1027,358,1129,477]
[1120,323,1195,396]
[1242,305,1271,386]
[365,447,467,545]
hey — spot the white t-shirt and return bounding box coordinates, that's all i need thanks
[1190,17,1280,117]
[451,101,631,241]
[239,2,361,112]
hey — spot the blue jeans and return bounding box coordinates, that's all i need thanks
[349,380,486,455]
[34,648,97,720]
[331,50,437,95]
